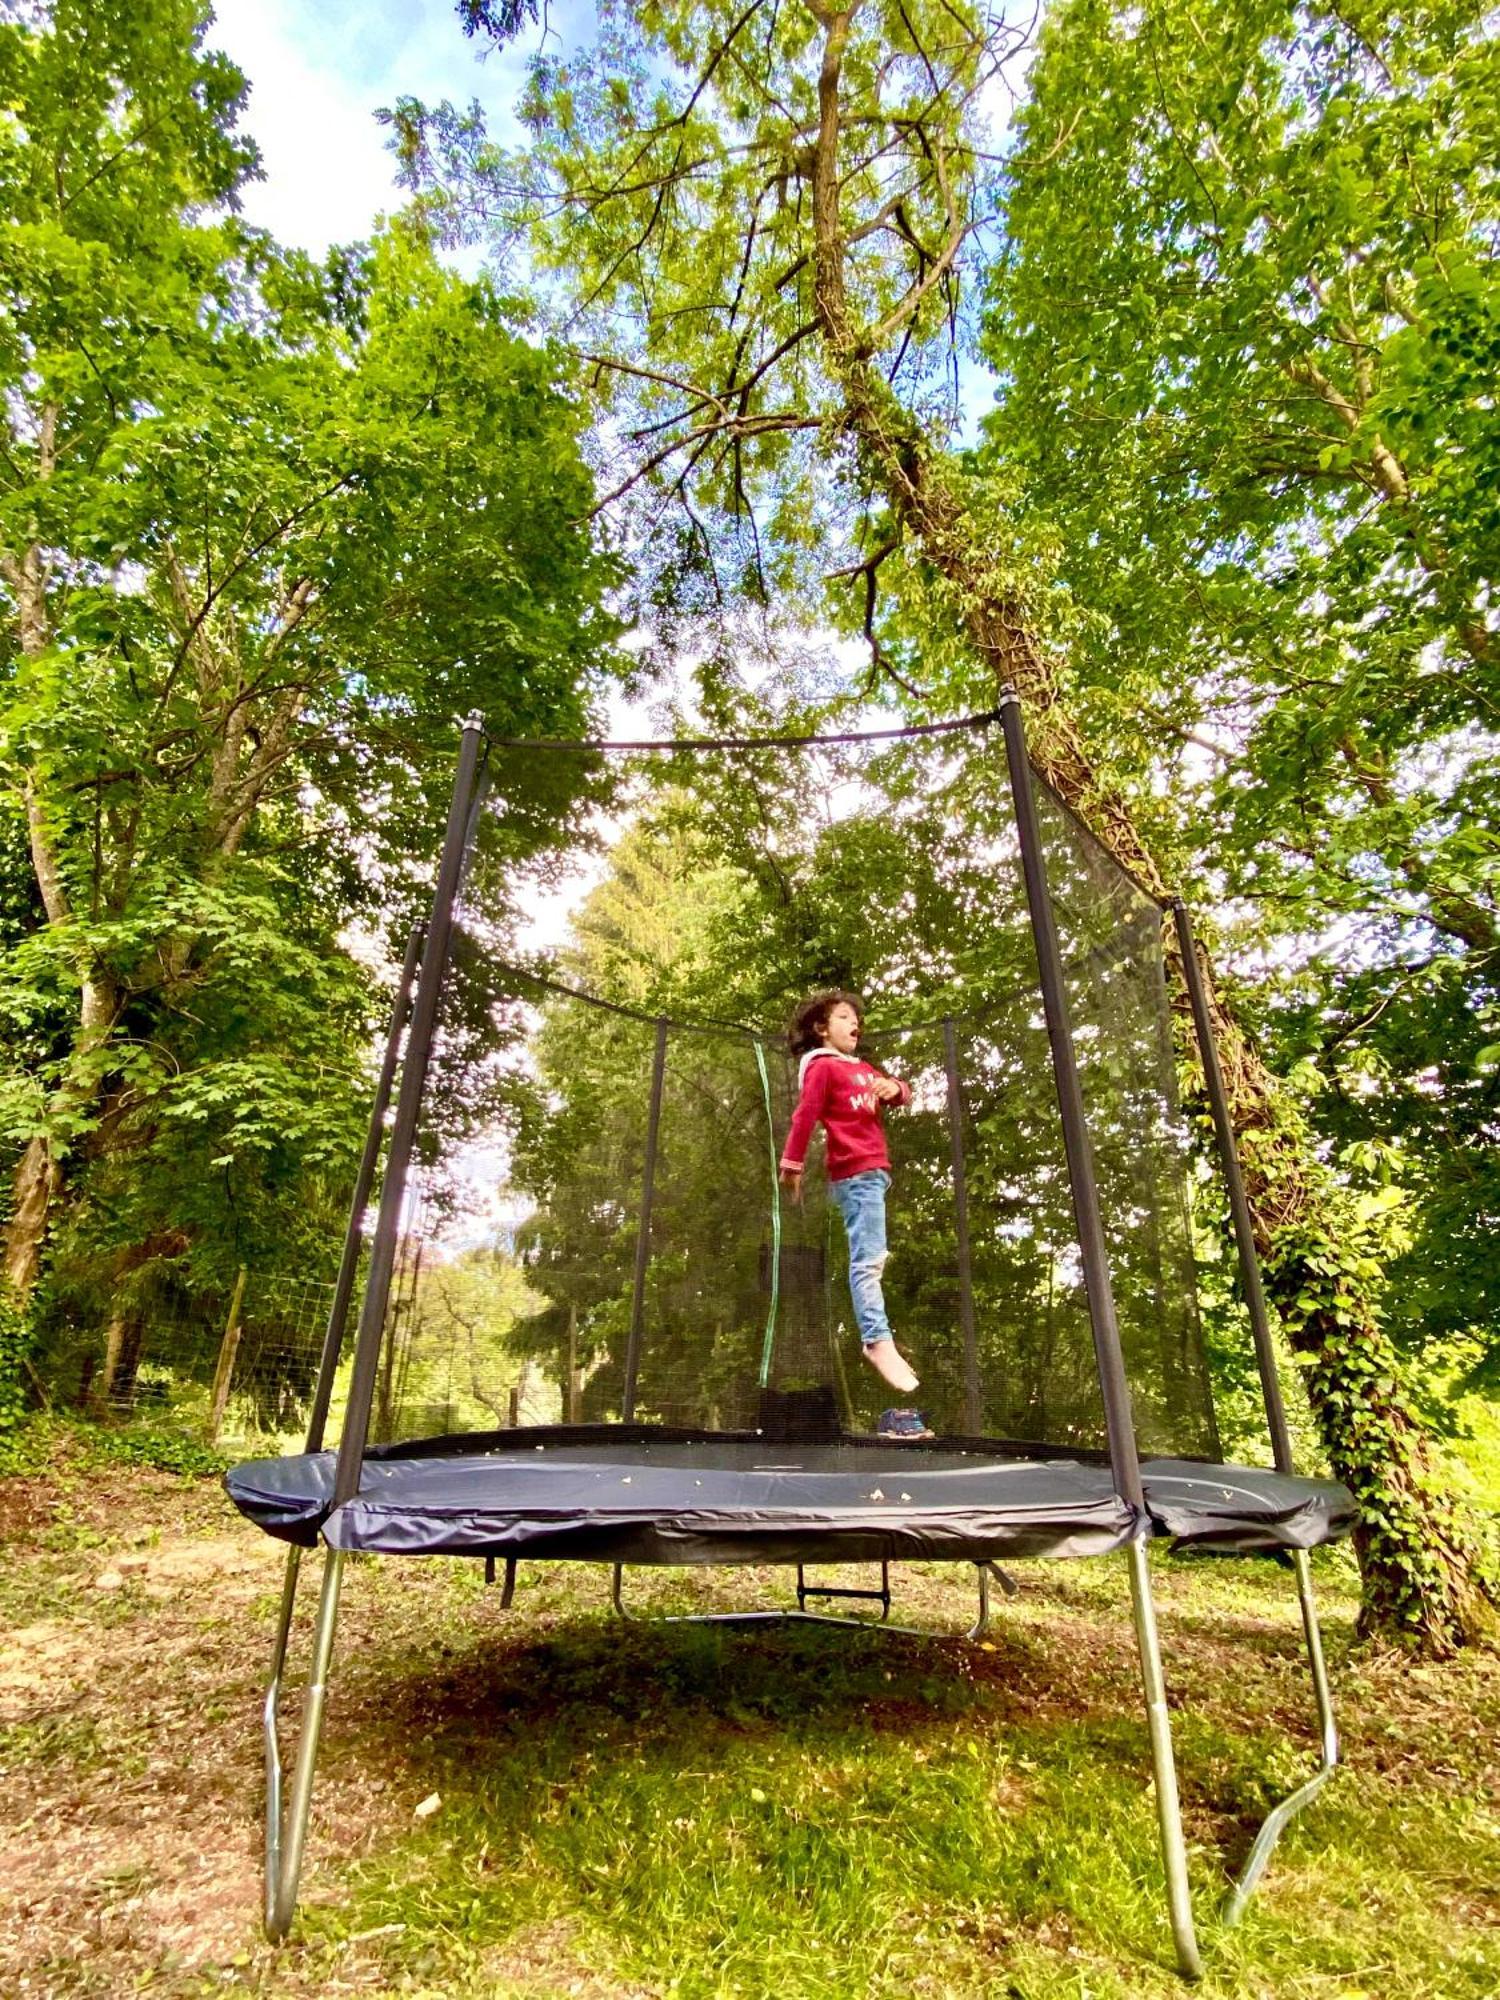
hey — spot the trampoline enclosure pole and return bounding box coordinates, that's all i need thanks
[942,1016,983,1433]
[999,690,1143,1505]
[304,919,424,1456]
[1126,1539,1204,1979]
[623,1016,669,1420]
[333,715,486,1507]
[1170,900,1296,1475]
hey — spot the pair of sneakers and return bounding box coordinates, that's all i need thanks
[877,1407,935,1442]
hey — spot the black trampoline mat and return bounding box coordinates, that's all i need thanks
[226,1430,1355,1566]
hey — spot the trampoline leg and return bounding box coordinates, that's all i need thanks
[1125,1539,1203,1981]
[483,1556,517,1606]
[966,1560,1019,1641]
[263,1546,346,1943]
[969,1562,990,1640]
[610,1562,631,1620]
[1223,1548,1339,1926]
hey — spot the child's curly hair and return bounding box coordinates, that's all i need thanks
[787,989,864,1057]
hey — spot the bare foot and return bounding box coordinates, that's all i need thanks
[862,1339,919,1393]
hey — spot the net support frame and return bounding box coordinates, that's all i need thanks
[303,919,425,1456]
[257,716,486,1944]
[622,1016,669,1421]
[1001,689,1204,1976]
[999,689,1144,1506]
[1169,900,1295,1475]
[332,713,488,1506]
[942,1015,983,1433]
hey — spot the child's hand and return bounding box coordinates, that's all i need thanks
[872,1075,902,1102]
[779,1164,804,1203]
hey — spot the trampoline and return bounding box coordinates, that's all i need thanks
[228,694,1354,1978]
[230,1430,1352,1566]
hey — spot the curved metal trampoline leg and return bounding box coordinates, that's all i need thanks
[966,1560,1020,1641]
[610,1562,631,1620]
[263,1545,346,1942]
[1126,1539,1203,1981]
[1223,1548,1339,1926]
[968,1562,991,1640]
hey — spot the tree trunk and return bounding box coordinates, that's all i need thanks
[3,1140,60,1296]
[806,11,1496,1651]
[0,408,118,1306]
[1,978,121,1302]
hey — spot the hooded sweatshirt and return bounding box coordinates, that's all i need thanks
[779,1047,912,1184]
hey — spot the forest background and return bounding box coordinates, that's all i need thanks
[1,0,1497,1656]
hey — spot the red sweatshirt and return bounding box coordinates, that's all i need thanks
[780,1049,912,1183]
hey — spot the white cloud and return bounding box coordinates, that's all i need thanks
[205,0,527,255]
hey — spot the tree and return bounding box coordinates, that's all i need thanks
[0,3,624,1348]
[979,0,1500,1395]
[383,0,1497,1646]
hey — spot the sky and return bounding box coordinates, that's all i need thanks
[207,0,526,255]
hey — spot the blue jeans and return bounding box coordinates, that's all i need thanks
[830,1170,892,1347]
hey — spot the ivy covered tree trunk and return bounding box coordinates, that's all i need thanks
[837,374,1493,1649]
[409,0,1498,1649]
[1183,935,1496,1647]
[802,37,1493,1648]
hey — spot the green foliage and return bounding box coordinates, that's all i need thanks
[373,1247,544,1441]
[0,2,625,1337]
[68,1417,229,1479]
[983,0,1500,1386]
[0,1287,31,1440]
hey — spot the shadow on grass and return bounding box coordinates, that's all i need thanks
[346,1611,1093,1750]
[301,1613,1197,1996]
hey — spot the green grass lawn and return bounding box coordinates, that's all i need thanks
[1,1430,1495,1998]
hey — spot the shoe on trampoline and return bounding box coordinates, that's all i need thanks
[876,1407,935,1441]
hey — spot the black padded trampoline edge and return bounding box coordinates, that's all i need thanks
[225,1433,1357,1563]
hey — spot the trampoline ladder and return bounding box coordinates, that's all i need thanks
[608,1559,930,1632]
[796,1560,892,1620]
[605,1558,1017,1638]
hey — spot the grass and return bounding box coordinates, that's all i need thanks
[0,1431,1496,1998]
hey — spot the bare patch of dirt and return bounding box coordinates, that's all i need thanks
[0,1454,421,1999]
[479,1918,659,1997]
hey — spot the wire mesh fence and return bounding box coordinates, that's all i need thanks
[36,1271,332,1455]
[35,1245,563,1459]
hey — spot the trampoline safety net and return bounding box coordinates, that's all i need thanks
[346,720,1223,1470]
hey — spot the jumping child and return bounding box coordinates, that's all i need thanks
[778,991,920,1395]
